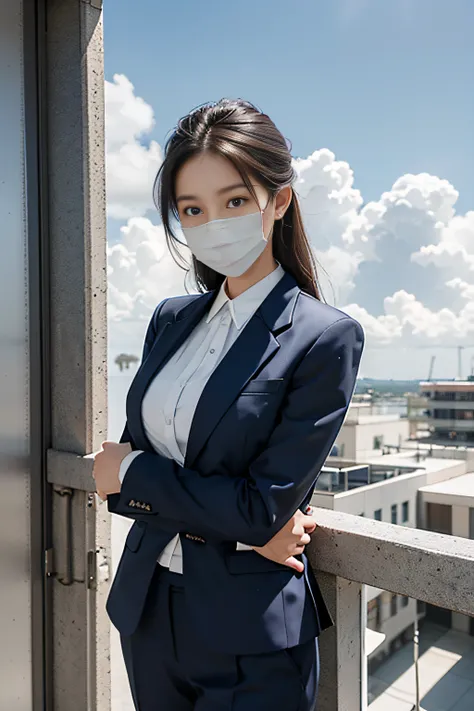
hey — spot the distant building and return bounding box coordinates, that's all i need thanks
[333,403,410,460]
[419,473,474,635]
[420,380,474,445]
[406,392,431,439]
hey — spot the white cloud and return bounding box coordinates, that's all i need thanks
[341,302,403,344]
[107,217,193,322]
[293,149,364,251]
[442,211,474,250]
[105,76,474,361]
[315,246,363,305]
[411,241,474,271]
[105,74,162,219]
[346,290,474,346]
[411,210,474,273]
[446,278,474,301]
[345,173,457,260]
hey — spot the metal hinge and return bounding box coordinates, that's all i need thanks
[87,550,97,590]
[44,548,55,578]
[87,549,110,590]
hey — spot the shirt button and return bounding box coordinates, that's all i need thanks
[165,418,171,426]
[210,348,215,354]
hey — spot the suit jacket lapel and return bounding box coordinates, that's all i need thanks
[126,291,214,451]
[185,272,300,468]
[184,315,280,467]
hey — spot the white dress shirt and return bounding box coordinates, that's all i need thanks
[119,264,285,573]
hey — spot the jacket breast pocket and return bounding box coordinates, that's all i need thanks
[241,378,284,395]
[124,522,147,552]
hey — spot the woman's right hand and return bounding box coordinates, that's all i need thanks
[251,508,316,573]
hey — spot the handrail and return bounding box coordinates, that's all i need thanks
[308,508,474,616]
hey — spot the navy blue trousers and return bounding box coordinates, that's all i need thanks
[120,565,320,710]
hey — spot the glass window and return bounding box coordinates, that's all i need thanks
[391,504,398,524]
[373,435,384,450]
[374,509,382,521]
[367,596,382,630]
[402,501,409,523]
[401,596,409,608]
[390,594,398,616]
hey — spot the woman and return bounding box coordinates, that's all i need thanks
[93,98,364,711]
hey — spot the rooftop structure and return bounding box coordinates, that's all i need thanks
[420,380,474,445]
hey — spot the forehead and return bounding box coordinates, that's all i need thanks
[175,152,245,196]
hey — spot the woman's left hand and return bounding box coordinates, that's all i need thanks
[92,441,132,500]
[252,506,316,573]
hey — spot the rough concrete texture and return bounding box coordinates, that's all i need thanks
[46,0,110,709]
[47,448,96,491]
[316,573,363,711]
[308,508,474,616]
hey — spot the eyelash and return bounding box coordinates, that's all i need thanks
[183,196,248,217]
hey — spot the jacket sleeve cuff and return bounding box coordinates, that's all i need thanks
[119,450,144,484]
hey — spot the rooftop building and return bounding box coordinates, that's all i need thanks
[332,404,410,461]
[419,380,474,446]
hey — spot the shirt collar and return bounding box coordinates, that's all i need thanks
[206,265,285,330]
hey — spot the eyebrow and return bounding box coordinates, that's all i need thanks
[176,182,249,204]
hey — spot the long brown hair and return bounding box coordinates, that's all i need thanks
[153,98,322,299]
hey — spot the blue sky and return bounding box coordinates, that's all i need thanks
[104,0,473,213]
[104,1,474,379]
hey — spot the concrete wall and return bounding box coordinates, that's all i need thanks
[422,497,473,635]
[333,424,357,459]
[421,446,474,472]
[334,418,410,461]
[314,469,419,525]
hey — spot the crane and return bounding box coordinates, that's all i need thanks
[365,344,474,380]
[413,345,474,380]
[427,355,436,381]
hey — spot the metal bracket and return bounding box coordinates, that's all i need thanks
[44,548,55,578]
[87,548,110,589]
[87,550,97,590]
[44,488,75,585]
[52,486,74,585]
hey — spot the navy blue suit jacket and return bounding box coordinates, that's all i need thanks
[106,272,365,654]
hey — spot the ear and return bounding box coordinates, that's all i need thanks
[274,185,293,219]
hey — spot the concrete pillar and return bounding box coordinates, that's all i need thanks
[452,506,471,634]
[312,572,363,711]
[45,1,109,709]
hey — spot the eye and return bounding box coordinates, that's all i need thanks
[184,206,202,217]
[227,197,248,209]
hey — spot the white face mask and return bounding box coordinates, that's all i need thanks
[181,209,268,277]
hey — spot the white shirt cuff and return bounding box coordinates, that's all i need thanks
[236,541,253,551]
[119,450,144,484]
